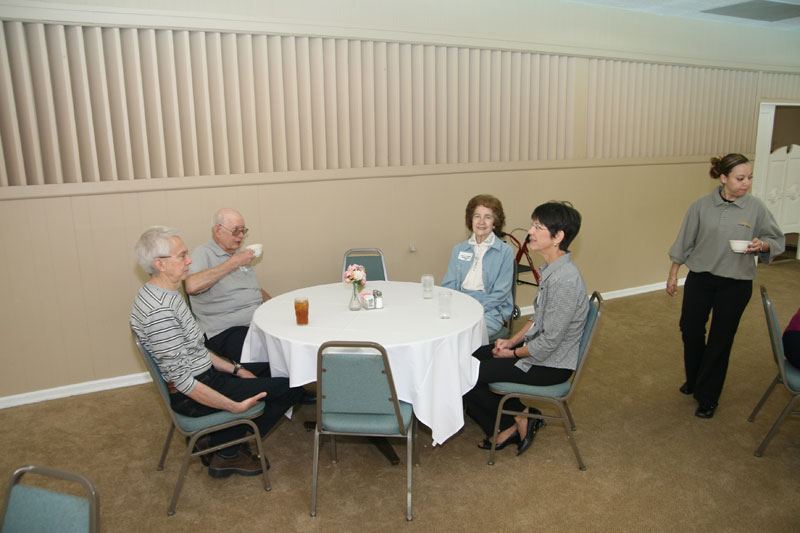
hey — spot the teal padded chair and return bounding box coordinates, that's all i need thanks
[132,331,270,515]
[311,341,417,521]
[1,465,99,533]
[747,285,800,457]
[487,291,603,470]
[343,248,388,282]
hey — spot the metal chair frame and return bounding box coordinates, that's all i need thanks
[311,341,418,521]
[747,285,800,457]
[1,464,100,533]
[487,291,603,470]
[132,332,270,515]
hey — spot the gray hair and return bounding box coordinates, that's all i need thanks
[135,226,180,275]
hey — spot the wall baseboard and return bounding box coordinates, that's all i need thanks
[1,277,684,410]
[517,278,684,317]
[0,372,152,409]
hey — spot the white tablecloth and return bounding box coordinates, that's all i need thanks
[241,281,488,445]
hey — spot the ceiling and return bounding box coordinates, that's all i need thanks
[560,0,800,32]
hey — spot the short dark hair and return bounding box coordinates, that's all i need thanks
[464,194,506,236]
[709,153,749,179]
[531,201,582,251]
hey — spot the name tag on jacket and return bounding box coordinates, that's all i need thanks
[458,251,473,261]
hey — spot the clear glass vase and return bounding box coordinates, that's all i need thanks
[348,284,362,311]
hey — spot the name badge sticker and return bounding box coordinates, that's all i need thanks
[458,251,474,261]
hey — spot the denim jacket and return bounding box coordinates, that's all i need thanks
[442,236,514,337]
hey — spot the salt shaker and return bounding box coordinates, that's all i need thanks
[373,290,383,309]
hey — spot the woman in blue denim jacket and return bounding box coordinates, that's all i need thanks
[442,194,514,340]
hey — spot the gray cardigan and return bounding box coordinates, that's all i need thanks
[517,253,589,372]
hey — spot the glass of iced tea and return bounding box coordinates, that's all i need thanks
[294,296,309,325]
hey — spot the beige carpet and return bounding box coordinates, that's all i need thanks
[1,260,798,532]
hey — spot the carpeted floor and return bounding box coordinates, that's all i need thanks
[1,260,798,532]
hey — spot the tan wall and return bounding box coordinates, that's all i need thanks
[0,160,716,396]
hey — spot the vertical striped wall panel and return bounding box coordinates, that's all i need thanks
[0,20,578,186]
[586,59,764,159]
[1,20,800,188]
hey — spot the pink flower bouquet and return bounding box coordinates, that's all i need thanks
[344,264,367,292]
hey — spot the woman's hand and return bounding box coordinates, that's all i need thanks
[745,238,767,254]
[492,346,517,358]
[666,277,678,297]
[494,338,513,350]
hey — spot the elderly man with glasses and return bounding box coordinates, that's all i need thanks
[185,208,270,364]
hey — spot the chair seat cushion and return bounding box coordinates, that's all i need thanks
[785,359,800,392]
[322,401,413,435]
[3,485,89,533]
[489,380,571,398]
[174,402,265,434]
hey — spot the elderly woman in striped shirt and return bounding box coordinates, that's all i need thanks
[464,202,589,457]
[130,226,304,478]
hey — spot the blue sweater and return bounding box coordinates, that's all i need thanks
[442,237,514,337]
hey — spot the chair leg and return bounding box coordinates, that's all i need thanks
[168,435,197,515]
[748,374,781,422]
[563,400,577,431]
[330,435,337,463]
[487,395,510,466]
[252,434,271,492]
[754,395,800,457]
[557,402,586,471]
[311,429,320,517]
[158,424,175,471]
[412,417,420,466]
[406,429,413,521]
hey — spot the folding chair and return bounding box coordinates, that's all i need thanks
[487,291,603,470]
[343,248,388,282]
[747,285,800,457]
[132,331,269,515]
[311,341,417,521]
[1,465,99,533]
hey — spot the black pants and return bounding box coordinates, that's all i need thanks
[170,368,304,456]
[464,344,573,437]
[784,330,800,370]
[205,326,271,376]
[680,271,752,407]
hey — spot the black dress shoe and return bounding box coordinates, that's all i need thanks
[477,431,519,451]
[517,417,546,457]
[679,382,694,395]
[300,390,317,405]
[695,405,716,418]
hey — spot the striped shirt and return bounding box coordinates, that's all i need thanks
[516,253,588,372]
[130,283,212,395]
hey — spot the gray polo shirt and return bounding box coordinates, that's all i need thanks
[669,187,785,280]
[188,240,263,338]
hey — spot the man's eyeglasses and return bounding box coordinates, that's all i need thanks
[217,224,249,236]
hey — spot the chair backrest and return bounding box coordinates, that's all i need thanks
[1,465,99,533]
[569,291,604,391]
[760,285,792,390]
[316,341,406,434]
[343,248,388,282]
[131,330,174,407]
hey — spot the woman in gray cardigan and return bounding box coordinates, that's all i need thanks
[464,201,588,457]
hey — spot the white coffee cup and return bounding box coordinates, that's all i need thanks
[729,240,749,253]
[245,243,264,258]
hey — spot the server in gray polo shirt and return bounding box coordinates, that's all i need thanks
[185,208,270,364]
[667,154,784,419]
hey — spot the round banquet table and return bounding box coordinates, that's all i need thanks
[240,281,488,445]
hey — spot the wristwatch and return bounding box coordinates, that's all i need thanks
[232,362,242,376]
